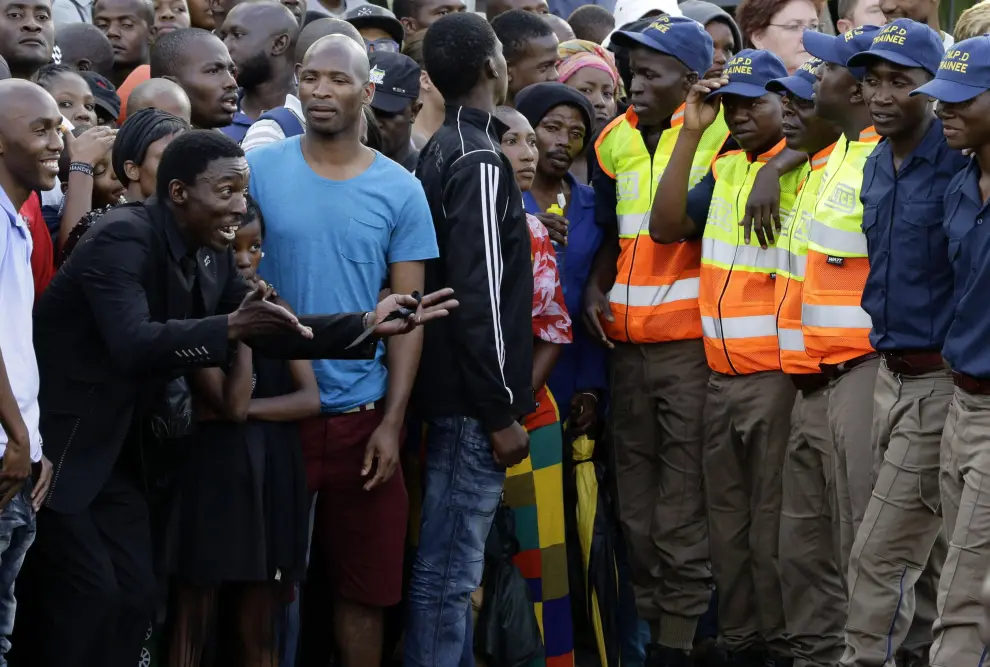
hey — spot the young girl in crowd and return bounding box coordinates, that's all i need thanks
[34,63,99,128]
[495,105,575,667]
[166,197,318,667]
[60,108,188,260]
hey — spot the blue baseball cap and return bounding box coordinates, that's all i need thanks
[846,19,944,76]
[766,56,821,100]
[609,15,714,76]
[911,35,990,102]
[706,49,788,99]
[803,24,882,77]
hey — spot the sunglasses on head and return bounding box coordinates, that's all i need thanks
[365,38,400,53]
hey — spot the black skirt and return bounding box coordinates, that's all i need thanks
[167,356,309,586]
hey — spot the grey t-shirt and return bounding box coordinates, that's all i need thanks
[53,0,91,25]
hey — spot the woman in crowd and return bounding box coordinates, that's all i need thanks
[495,104,575,667]
[556,39,620,184]
[166,196,318,667]
[735,0,824,73]
[680,0,742,78]
[61,108,188,260]
[34,64,99,128]
[516,83,604,434]
[557,40,619,131]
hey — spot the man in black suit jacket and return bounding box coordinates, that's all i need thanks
[18,130,454,667]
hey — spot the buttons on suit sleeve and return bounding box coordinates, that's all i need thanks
[173,346,211,362]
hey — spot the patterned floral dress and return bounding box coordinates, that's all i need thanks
[503,214,574,667]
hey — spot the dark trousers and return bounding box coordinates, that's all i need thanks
[13,468,156,667]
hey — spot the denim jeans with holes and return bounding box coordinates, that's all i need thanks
[0,479,35,667]
[404,416,506,667]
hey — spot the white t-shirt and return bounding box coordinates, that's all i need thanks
[241,94,306,152]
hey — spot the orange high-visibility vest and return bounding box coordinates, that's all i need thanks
[699,139,804,375]
[774,144,834,375]
[595,105,730,344]
[803,128,880,365]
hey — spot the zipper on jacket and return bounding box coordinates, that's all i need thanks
[715,162,752,376]
[624,158,653,345]
[775,185,805,370]
[45,384,97,506]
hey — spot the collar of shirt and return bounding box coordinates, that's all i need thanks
[873,117,945,177]
[443,105,509,142]
[284,93,303,121]
[809,142,836,171]
[146,196,189,262]
[0,185,18,225]
[522,172,594,214]
[952,157,984,208]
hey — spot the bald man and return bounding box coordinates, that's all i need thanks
[241,18,363,150]
[0,79,61,666]
[220,0,299,142]
[295,16,363,63]
[125,76,192,122]
[246,33,439,667]
[149,27,237,129]
[542,11,574,41]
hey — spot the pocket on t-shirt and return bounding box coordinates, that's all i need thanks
[340,216,387,264]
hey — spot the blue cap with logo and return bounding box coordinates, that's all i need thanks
[706,48,788,99]
[765,55,821,100]
[911,35,990,102]
[803,24,882,77]
[846,19,944,75]
[609,15,714,76]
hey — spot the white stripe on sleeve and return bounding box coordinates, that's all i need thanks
[478,162,513,403]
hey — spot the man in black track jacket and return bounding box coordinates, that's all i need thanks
[406,11,534,666]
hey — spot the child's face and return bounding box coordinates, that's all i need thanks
[49,72,98,128]
[233,218,263,281]
[92,146,126,208]
[152,0,191,39]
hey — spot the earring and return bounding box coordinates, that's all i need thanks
[262,251,266,258]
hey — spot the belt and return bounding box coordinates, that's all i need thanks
[952,372,990,395]
[341,402,376,415]
[881,350,946,377]
[790,373,829,393]
[819,352,878,380]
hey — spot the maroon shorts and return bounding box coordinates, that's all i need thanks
[299,403,409,607]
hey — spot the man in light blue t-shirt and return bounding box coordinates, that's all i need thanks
[247,34,437,667]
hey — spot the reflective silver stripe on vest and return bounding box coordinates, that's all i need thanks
[702,237,777,271]
[808,221,868,256]
[701,315,777,340]
[776,246,807,277]
[777,327,805,352]
[608,277,700,307]
[802,304,873,329]
[618,213,649,238]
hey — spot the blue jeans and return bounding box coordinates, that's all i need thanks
[0,481,35,667]
[404,416,506,667]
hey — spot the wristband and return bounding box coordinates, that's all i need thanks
[69,162,94,177]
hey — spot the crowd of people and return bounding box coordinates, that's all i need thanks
[3,0,990,664]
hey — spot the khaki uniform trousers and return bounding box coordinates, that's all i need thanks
[929,388,990,667]
[841,364,952,667]
[779,383,846,667]
[703,370,796,655]
[828,357,881,580]
[609,339,712,650]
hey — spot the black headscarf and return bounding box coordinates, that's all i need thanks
[514,82,597,150]
[112,107,189,186]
